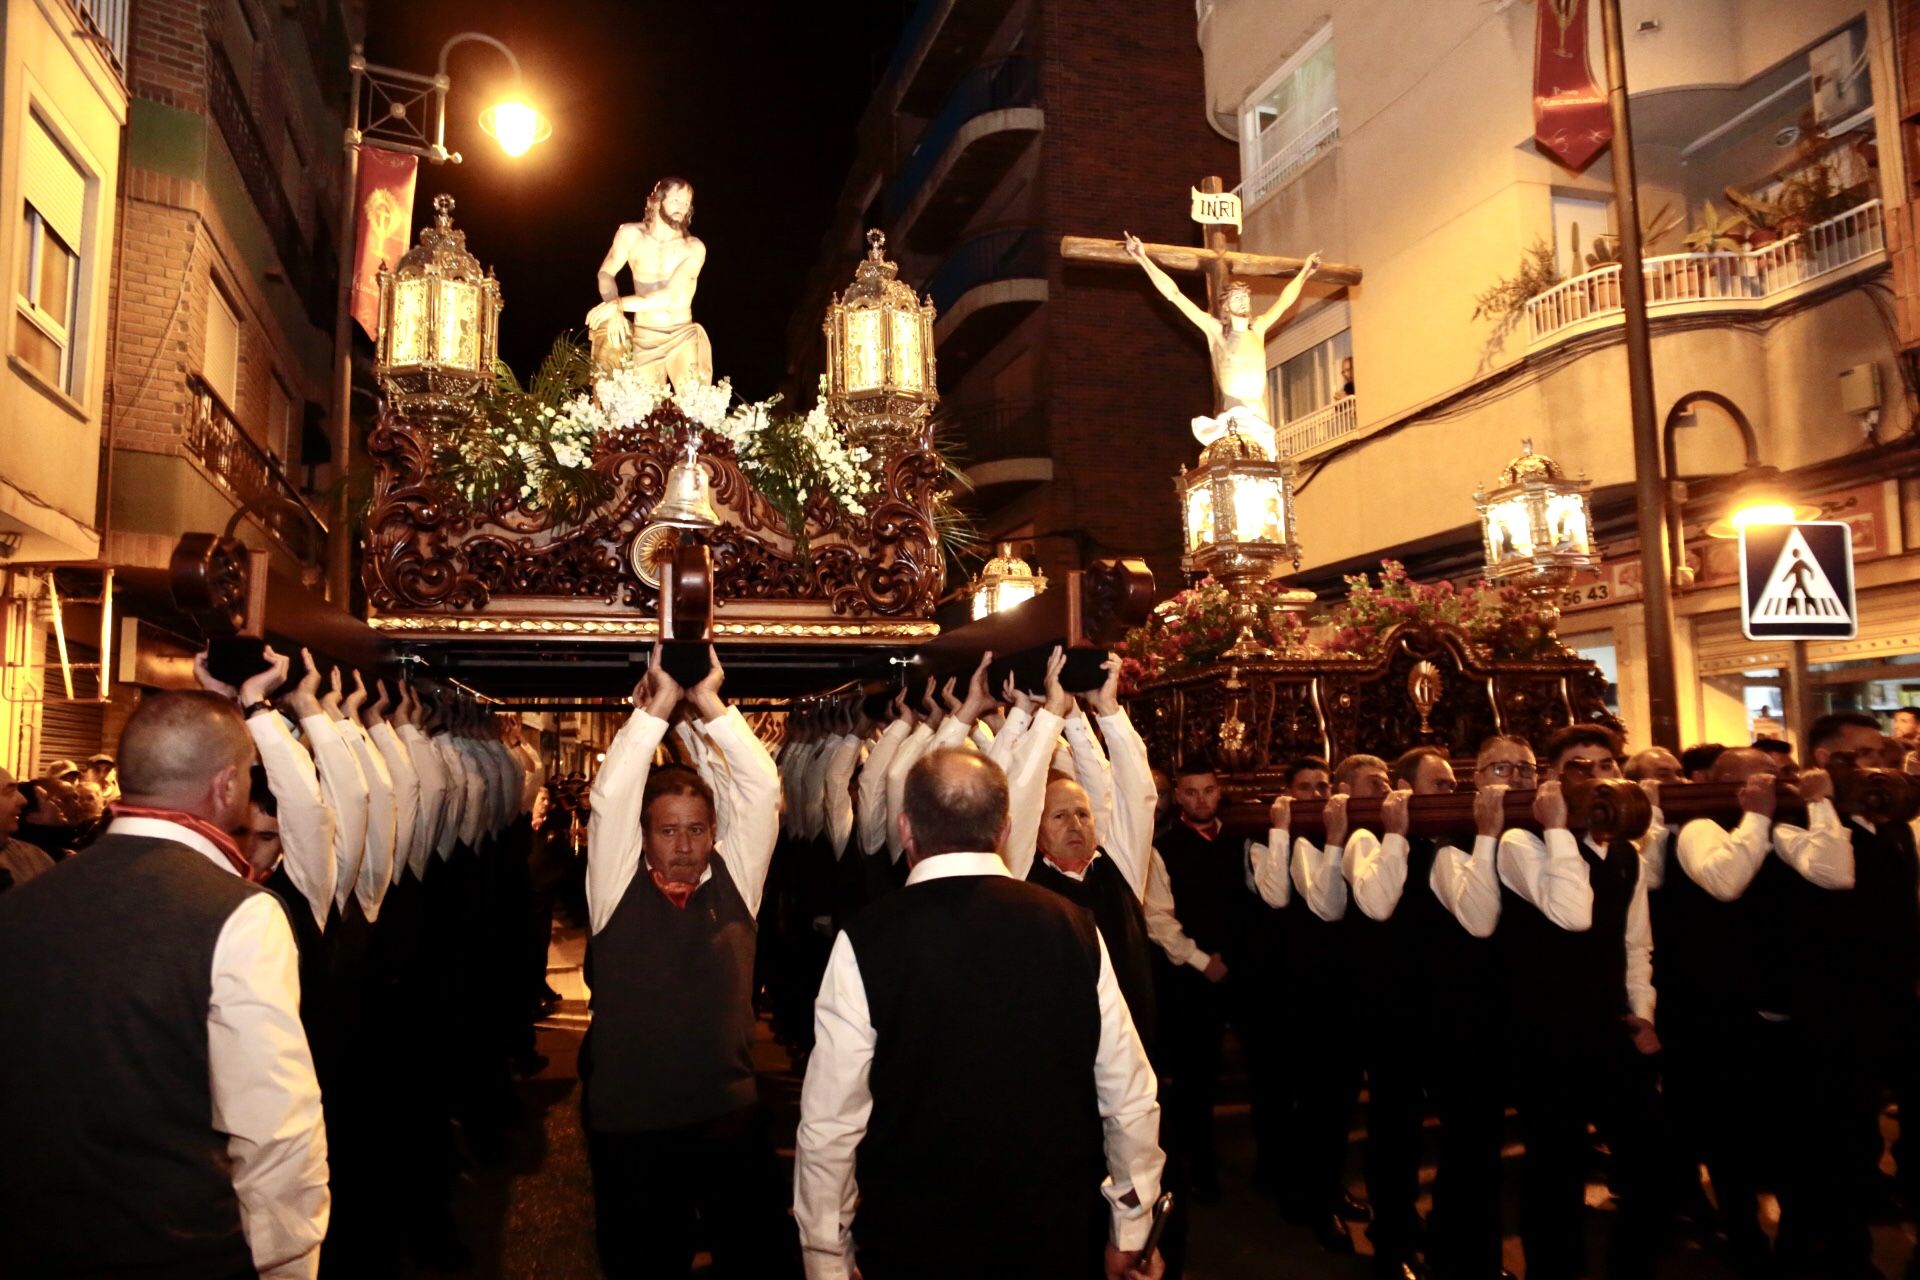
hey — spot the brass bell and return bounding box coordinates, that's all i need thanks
[651,434,719,529]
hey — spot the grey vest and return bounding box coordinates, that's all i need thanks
[581,854,759,1132]
[0,833,265,1278]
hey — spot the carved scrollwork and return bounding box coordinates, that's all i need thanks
[362,402,947,618]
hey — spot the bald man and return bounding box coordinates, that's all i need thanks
[797,747,1165,1280]
[0,691,328,1278]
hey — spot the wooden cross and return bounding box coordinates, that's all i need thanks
[1059,175,1363,312]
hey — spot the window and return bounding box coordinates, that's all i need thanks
[1551,194,1609,280]
[1267,328,1351,424]
[15,114,87,397]
[1240,28,1339,205]
[205,285,241,410]
[267,377,293,460]
[221,0,257,91]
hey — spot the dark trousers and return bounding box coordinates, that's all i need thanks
[1770,1012,1877,1271]
[1160,965,1229,1187]
[1663,1004,1768,1247]
[1363,1020,1428,1259]
[1278,985,1362,1220]
[1425,1009,1505,1278]
[586,1105,801,1279]
[1511,1020,1660,1280]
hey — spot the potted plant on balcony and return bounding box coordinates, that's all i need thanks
[1471,238,1562,341]
[1582,200,1681,304]
[1681,202,1750,299]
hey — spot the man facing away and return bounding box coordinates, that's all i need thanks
[796,746,1165,1280]
[0,689,329,1278]
[582,645,799,1279]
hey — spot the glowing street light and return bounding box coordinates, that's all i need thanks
[479,99,551,159]
[1705,465,1819,538]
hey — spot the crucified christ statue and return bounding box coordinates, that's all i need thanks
[1124,232,1320,459]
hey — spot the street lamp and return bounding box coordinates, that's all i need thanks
[823,230,939,442]
[1472,439,1598,620]
[1176,422,1311,659]
[1704,464,1820,538]
[328,30,548,601]
[970,543,1046,619]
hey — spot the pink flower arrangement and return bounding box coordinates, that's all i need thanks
[1325,561,1563,660]
[1116,577,1313,692]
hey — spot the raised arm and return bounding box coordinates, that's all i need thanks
[857,714,912,857]
[1004,648,1069,880]
[688,650,782,918]
[1086,655,1155,900]
[1348,789,1412,921]
[1770,769,1855,890]
[586,649,678,935]
[365,682,418,890]
[1125,233,1217,334]
[1251,251,1322,334]
[220,649,335,930]
[1429,784,1507,938]
[1496,782,1593,931]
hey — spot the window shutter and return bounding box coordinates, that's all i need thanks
[1266,297,1350,368]
[22,115,86,250]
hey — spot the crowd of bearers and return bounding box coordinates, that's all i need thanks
[0,642,545,1278]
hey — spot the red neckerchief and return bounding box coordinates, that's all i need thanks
[110,803,256,881]
[1181,815,1222,842]
[650,867,698,910]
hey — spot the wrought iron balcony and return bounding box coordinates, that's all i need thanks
[923,229,1048,380]
[68,0,129,73]
[940,398,1052,493]
[888,0,1023,117]
[889,57,1042,249]
[184,374,329,563]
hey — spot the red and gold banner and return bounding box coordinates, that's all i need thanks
[349,146,419,341]
[1533,0,1612,171]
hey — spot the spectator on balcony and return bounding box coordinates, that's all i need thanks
[1339,355,1354,398]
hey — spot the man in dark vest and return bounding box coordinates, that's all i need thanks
[1498,726,1658,1280]
[1652,746,1852,1273]
[581,644,798,1278]
[795,746,1166,1280]
[0,688,330,1278]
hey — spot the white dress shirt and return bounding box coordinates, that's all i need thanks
[398,724,446,877]
[883,724,935,862]
[1673,799,1854,897]
[821,735,863,858]
[1497,827,1652,1020]
[856,720,912,856]
[586,706,781,936]
[455,739,488,849]
[338,719,395,921]
[1245,829,1297,910]
[369,722,418,887]
[309,715,368,914]
[1002,708,1066,878]
[1144,847,1219,972]
[986,705,1032,770]
[1292,834,1348,922]
[794,851,1164,1279]
[1347,829,1410,921]
[103,815,329,1279]
[431,734,467,858]
[1430,835,1503,938]
[514,740,546,815]
[246,712,335,930]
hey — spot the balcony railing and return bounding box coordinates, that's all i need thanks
[185,373,329,560]
[887,57,1041,223]
[1274,395,1358,459]
[1237,107,1340,207]
[69,0,129,73]
[938,398,1048,465]
[925,228,1047,315]
[1526,200,1886,345]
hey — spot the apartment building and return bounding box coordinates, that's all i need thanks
[1197,0,1920,748]
[786,0,1235,594]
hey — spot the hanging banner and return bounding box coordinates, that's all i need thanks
[1190,187,1243,233]
[349,146,419,341]
[1533,0,1612,171]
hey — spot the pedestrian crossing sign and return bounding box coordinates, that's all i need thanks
[1738,521,1856,641]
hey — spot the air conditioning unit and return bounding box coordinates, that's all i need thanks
[1810,26,1869,126]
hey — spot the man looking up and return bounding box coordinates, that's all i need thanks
[795,747,1165,1280]
[0,690,329,1278]
[582,644,797,1279]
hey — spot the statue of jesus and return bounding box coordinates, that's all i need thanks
[1124,232,1321,459]
[587,176,712,392]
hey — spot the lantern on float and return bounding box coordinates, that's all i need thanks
[374,194,502,419]
[823,229,938,439]
[970,543,1046,619]
[1473,439,1598,617]
[1175,423,1311,658]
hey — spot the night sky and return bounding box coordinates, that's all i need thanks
[361,0,913,400]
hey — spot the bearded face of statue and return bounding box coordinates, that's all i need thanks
[650,179,694,234]
[1222,284,1252,328]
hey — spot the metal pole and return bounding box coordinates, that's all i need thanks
[326,51,366,607]
[1785,639,1814,750]
[1599,0,1682,750]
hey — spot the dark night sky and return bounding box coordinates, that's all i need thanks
[361,0,912,399]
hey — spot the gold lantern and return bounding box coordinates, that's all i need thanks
[823,229,937,440]
[1176,423,1313,659]
[970,543,1046,620]
[374,194,503,419]
[1473,439,1598,616]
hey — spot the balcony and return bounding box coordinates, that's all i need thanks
[889,0,1023,117]
[184,374,329,563]
[1236,107,1340,208]
[1526,200,1887,346]
[939,399,1053,492]
[926,229,1048,381]
[889,58,1042,251]
[69,0,129,74]
[1274,395,1359,460]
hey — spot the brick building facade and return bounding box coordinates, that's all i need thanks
[787,0,1234,594]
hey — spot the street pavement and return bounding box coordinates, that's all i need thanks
[399,926,1920,1278]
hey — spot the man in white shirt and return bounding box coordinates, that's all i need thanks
[0,689,328,1279]
[795,745,1165,1280]
[583,645,798,1278]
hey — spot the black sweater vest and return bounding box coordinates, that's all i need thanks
[1501,835,1637,1033]
[1157,820,1247,962]
[845,872,1108,1275]
[582,855,759,1132]
[1030,851,1158,1050]
[0,835,262,1278]
[1351,837,1442,1027]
